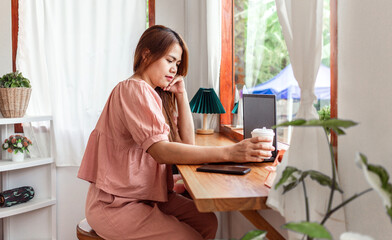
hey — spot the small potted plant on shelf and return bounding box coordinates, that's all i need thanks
[1,135,32,162]
[0,71,32,118]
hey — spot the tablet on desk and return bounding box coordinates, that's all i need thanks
[196,165,251,175]
[243,94,277,162]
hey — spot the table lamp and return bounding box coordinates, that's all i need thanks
[189,88,226,134]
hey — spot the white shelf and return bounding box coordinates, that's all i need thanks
[0,158,54,172]
[0,116,53,125]
[0,198,56,218]
[0,115,56,239]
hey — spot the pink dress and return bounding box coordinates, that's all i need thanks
[78,79,217,240]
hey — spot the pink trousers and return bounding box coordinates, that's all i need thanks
[85,184,218,240]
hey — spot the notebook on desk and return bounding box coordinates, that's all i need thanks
[243,94,277,162]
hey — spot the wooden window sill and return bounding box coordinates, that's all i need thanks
[219,124,244,142]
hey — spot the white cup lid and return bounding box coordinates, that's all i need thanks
[251,127,274,135]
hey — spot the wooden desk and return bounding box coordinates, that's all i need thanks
[177,133,285,240]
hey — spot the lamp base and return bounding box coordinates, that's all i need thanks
[196,129,214,135]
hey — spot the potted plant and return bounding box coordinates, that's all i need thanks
[1,135,32,162]
[241,118,392,240]
[0,71,32,118]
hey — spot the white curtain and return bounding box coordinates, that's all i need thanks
[205,1,228,238]
[185,0,221,132]
[17,0,146,166]
[244,0,267,88]
[266,0,346,239]
[184,1,226,238]
[206,0,222,131]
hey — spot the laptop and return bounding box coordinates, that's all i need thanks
[243,94,277,162]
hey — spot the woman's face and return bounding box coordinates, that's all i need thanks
[143,43,182,89]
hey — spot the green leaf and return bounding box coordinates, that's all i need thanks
[323,119,357,129]
[241,230,267,240]
[302,119,357,130]
[357,152,392,221]
[21,80,31,88]
[361,153,392,190]
[318,105,331,121]
[283,221,332,239]
[273,119,357,132]
[329,127,346,135]
[307,170,343,193]
[275,166,300,190]
[359,153,368,165]
[0,71,31,88]
[280,171,310,194]
[304,119,324,126]
[387,206,392,223]
[299,171,309,181]
[385,184,392,204]
[367,164,390,189]
[273,119,306,128]
[283,181,300,194]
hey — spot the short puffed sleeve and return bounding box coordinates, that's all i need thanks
[117,80,170,151]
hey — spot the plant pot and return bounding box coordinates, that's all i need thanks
[0,88,32,118]
[11,151,24,162]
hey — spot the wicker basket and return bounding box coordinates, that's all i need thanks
[0,88,32,118]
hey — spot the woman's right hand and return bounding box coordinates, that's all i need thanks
[227,137,275,163]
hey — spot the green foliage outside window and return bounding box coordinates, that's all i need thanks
[234,0,330,86]
[146,0,149,29]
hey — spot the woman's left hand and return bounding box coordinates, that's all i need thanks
[163,75,185,94]
[173,174,186,194]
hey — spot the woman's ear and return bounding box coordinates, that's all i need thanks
[142,49,151,62]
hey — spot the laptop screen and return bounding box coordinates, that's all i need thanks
[242,94,277,162]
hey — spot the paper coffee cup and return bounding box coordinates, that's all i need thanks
[251,127,274,147]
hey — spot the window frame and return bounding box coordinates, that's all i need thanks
[219,0,338,160]
[219,0,241,141]
[12,0,18,73]
[12,0,23,133]
[148,0,155,27]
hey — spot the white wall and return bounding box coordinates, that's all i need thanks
[156,0,209,98]
[156,0,210,130]
[339,0,392,238]
[156,0,185,38]
[57,167,89,240]
[0,0,12,74]
[184,0,212,130]
[0,0,11,236]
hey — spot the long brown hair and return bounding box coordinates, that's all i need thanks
[133,25,189,142]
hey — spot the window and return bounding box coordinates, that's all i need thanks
[220,0,336,145]
[147,0,154,28]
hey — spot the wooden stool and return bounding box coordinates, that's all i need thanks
[76,218,104,240]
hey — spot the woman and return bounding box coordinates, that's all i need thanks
[78,25,274,240]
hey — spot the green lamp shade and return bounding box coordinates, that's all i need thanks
[189,88,226,114]
[232,101,238,114]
